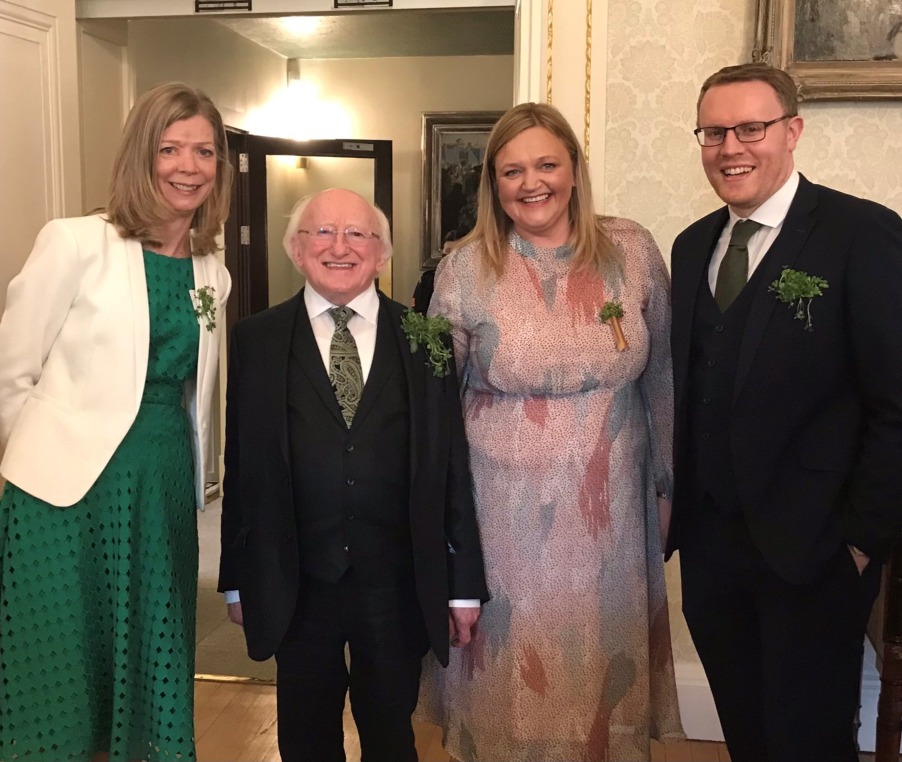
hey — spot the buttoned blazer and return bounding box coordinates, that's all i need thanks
[668,175,902,583]
[218,289,488,665]
[0,214,231,509]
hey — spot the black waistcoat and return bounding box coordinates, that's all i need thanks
[687,267,763,513]
[287,304,411,583]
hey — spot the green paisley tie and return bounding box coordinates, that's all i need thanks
[328,306,363,427]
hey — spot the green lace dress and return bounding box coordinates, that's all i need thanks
[0,251,200,761]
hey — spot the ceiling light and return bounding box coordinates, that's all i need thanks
[281,17,321,36]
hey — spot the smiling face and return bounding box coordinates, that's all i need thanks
[697,80,803,217]
[156,115,217,218]
[493,126,575,247]
[291,189,388,305]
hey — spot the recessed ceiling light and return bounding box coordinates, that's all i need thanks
[281,17,321,36]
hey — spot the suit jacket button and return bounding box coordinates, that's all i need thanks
[714,324,724,333]
[347,478,355,486]
[707,359,716,367]
[701,431,711,440]
[346,443,354,452]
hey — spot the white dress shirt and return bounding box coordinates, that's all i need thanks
[305,283,380,382]
[707,170,800,295]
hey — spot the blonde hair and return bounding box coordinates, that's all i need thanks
[106,82,232,256]
[459,102,622,280]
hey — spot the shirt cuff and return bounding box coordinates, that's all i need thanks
[449,599,481,607]
[224,589,240,604]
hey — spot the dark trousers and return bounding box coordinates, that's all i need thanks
[680,499,880,762]
[274,569,429,762]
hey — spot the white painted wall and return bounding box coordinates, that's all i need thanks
[78,19,130,214]
[128,17,286,131]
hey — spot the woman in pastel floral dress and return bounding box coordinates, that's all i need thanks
[418,103,684,761]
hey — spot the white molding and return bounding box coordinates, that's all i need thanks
[1,0,81,218]
[76,0,513,19]
[513,0,543,105]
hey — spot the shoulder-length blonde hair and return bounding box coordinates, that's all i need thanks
[106,82,233,256]
[458,102,622,280]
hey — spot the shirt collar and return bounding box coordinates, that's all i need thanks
[728,169,799,228]
[304,282,380,325]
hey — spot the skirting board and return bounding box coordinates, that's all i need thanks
[674,638,885,752]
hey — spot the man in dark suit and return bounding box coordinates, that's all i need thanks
[218,188,488,762]
[668,63,902,762]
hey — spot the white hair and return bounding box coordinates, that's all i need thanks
[282,190,393,270]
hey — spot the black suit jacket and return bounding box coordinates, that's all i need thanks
[669,175,902,583]
[218,289,488,665]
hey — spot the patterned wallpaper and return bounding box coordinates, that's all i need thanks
[603,0,902,665]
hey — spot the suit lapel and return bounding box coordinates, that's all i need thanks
[290,288,347,430]
[733,177,818,400]
[382,295,423,483]
[673,208,727,408]
[351,302,397,429]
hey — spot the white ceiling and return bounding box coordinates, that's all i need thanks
[216,8,514,59]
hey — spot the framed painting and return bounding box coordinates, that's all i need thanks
[420,111,503,266]
[754,0,902,100]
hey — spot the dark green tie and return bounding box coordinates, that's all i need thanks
[327,306,363,427]
[715,219,763,311]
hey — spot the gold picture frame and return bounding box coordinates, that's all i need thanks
[753,0,902,101]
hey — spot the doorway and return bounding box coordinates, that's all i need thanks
[224,132,393,333]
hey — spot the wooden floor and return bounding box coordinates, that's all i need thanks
[195,679,888,761]
[194,679,735,761]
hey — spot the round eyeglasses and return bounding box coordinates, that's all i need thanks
[297,226,381,247]
[693,115,793,147]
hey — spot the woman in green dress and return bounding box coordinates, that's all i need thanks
[0,83,232,761]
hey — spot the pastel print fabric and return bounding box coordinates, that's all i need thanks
[417,219,684,761]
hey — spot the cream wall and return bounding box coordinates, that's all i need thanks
[129,17,286,130]
[296,56,514,304]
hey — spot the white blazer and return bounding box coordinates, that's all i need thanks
[0,214,231,509]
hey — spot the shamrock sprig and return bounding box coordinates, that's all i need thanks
[401,310,453,378]
[769,268,828,332]
[598,300,628,351]
[190,286,217,333]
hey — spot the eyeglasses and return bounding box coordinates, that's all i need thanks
[693,115,793,147]
[297,226,381,246]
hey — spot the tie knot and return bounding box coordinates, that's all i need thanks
[328,305,354,331]
[729,219,763,248]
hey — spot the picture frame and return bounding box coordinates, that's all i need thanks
[420,111,503,267]
[753,0,902,100]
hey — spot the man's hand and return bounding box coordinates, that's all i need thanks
[449,606,480,647]
[227,601,244,626]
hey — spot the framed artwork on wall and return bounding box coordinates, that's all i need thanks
[754,0,902,100]
[420,111,503,266]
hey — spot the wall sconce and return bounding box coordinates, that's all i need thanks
[296,157,309,169]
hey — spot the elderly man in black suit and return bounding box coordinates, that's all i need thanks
[218,188,488,762]
[668,63,902,762]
